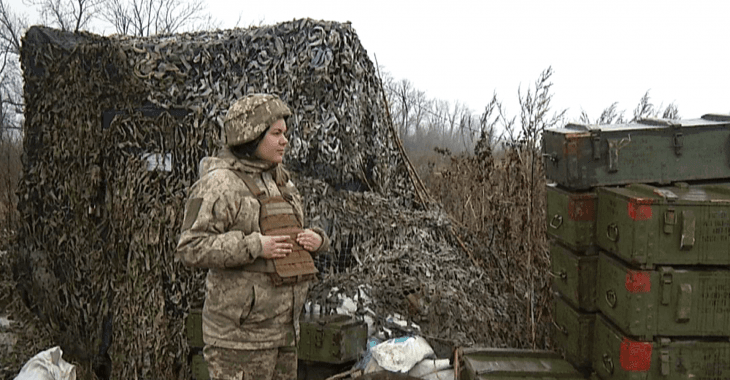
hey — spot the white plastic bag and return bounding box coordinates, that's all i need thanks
[371,336,435,373]
[14,346,76,380]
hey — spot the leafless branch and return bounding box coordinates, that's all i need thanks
[101,0,214,36]
[0,0,25,55]
[0,0,24,136]
[24,0,104,32]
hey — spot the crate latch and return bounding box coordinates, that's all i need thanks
[680,210,695,250]
[675,283,692,323]
[673,132,683,156]
[660,338,671,376]
[660,349,670,375]
[591,130,601,160]
[660,267,673,305]
[607,135,631,173]
[663,208,676,234]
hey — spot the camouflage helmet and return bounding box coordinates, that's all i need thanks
[224,93,292,147]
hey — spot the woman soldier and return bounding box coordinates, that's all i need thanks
[177,93,330,380]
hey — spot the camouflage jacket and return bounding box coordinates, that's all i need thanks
[177,148,330,350]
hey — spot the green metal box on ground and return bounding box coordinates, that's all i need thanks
[551,292,595,370]
[546,184,598,253]
[459,347,585,380]
[550,241,598,311]
[596,251,730,339]
[298,313,367,364]
[592,313,730,380]
[542,114,730,190]
[596,182,730,267]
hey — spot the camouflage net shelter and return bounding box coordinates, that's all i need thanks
[11,19,550,379]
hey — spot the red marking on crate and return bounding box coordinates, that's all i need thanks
[563,133,589,157]
[625,270,651,293]
[568,195,596,221]
[564,140,579,156]
[627,198,653,221]
[620,338,652,372]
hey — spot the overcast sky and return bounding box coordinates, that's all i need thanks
[9,0,730,122]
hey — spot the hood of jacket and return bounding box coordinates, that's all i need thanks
[198,147,279,179]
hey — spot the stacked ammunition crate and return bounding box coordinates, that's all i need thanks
[544,114,730,380]
[547,184,598,375]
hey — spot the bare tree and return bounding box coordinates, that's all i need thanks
[394,78,412,138]
[427,99,445,138]
[101,0,216,36]
[23,0,216,36]
[0,0,24,128]
[0,0,24,226]
[445,100,462,139]
[24,0,104,32]
[409,88,429,139]
[380,67,492,156]
[0,0,23,54]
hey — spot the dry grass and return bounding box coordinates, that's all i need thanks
[422,146,551,348]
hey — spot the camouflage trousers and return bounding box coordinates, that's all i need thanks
[203,345,297,380]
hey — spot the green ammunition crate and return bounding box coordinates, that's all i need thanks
[298,313,367,364]
[552,292,595,369]
[550,241,598,311]
[543,114,730,190]
[592,313,730,380]
[596,182,730,267]
[546,184,598,253]
[186,309,204,349]
[596,251,730,339]
[459,347,585,380]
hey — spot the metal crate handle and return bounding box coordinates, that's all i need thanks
[606,223,619,242]
[602,353,615,374]
[549,214,563,229]
[605,289,617,308]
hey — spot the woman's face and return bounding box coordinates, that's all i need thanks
[255,119,288,164]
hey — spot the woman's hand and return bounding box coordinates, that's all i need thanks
[260,235,292,259]
[297,229,322,252]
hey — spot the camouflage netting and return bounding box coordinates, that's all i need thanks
[11,20,548,379]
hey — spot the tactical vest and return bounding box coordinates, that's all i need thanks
[235,171,318,286]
